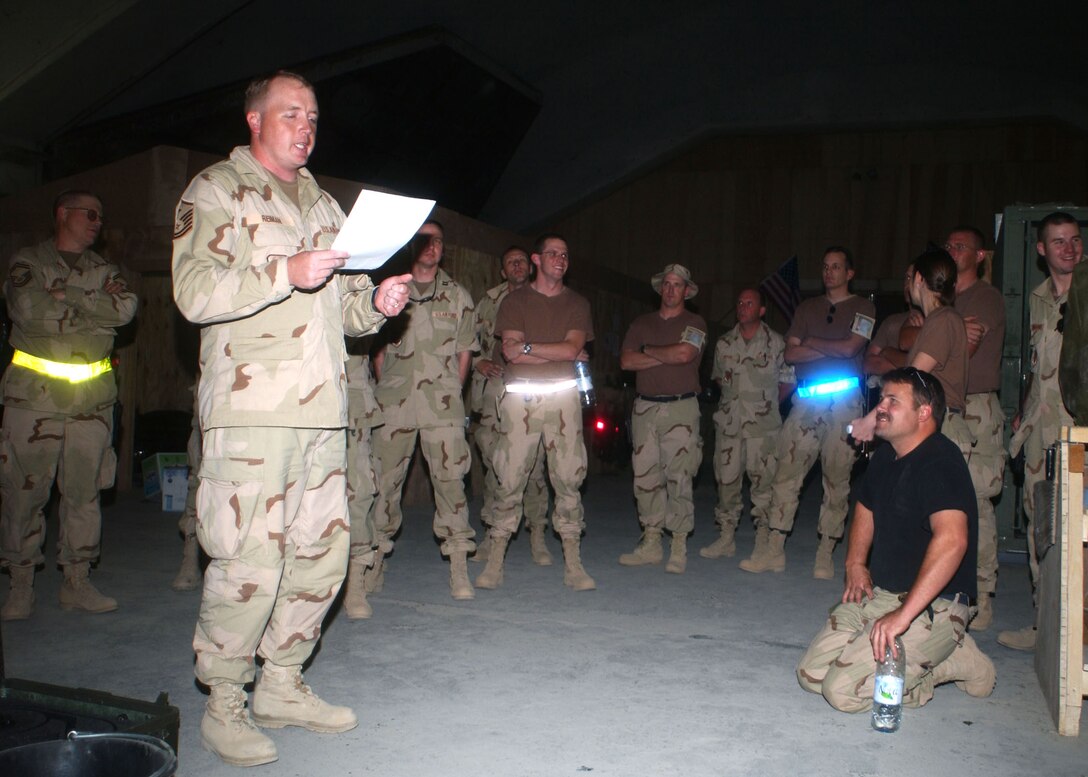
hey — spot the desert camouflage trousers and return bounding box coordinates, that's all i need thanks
[796,588,972,712]
[0,405,116,568]
[963,392,1005,597]
[372,424,475,555]
[1020,426,1051,596]
[766,391,861,539]
[473,384,548,531]
[178,416,201,540]
[714,427,777,533]
[631,397,703,535]
[193,427,349,686]
[491,388,586,539]
[346,423,381,565]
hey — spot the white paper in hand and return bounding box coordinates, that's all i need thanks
[333,189,436,271]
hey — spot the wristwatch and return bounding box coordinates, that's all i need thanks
[522,343,533,354]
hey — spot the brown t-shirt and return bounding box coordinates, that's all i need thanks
[907,305,968,412]
[786,294,875,382]
[495,284,594,382]
[871,311,910,352]
[622,308,707,395]
[953,280,1004,394]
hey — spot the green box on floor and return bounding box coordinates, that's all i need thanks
[142,452,187,499]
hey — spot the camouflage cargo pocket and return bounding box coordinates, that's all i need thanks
[97,446,117,490]
[195,457,263,559]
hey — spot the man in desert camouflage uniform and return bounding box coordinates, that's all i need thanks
[475,234,596,592]
[0,189,136,621]
[341,345,383,619]
[1002,212,1082,651]
[617,264,706,574]
[741,247,873,578]
[172,70,411,767]
[701,288,794,563]
[470,245,551,566]
[370,220,479,601]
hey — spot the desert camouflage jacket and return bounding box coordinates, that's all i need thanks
[172,146,385,430]
[712,321,794,436]
[2,240,136,414]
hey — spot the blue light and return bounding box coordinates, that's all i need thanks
[796,376,860,398]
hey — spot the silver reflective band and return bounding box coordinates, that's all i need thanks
[505,379,578,395]
[795,376,860,398]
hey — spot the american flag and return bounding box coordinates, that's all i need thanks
[759,255,802,322]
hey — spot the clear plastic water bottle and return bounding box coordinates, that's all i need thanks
[574,360,595,408]
[871,637,905,732]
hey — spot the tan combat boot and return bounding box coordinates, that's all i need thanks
[739,529,786,574]
[171,535,201,591]
[475,534,508,589]
[562,536,596,591]
[618,527,663,566]
[202,683,277,767]
[699,526,737,559]
[996,625,1036,652]
[813,535,836,580]
[343,557,372,620]
[449,551,475,600]
[971,594,993,631]
[932,635,996,696]
[59,561,118,613]
[251,663,358,733]
[470,533,492,563]
[363,553,385,594]
[665,532,688,574]
[528,525,554,566]
[1,565,35,621]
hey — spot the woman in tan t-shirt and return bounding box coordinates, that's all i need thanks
[848,249,970,454]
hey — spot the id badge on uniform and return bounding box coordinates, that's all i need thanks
[851,313,875,341]
[680,326,706,349]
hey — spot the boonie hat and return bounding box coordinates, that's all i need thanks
[651,264,698,299]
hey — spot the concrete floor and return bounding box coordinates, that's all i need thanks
[5,470,1088,777]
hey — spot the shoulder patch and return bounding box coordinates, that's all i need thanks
[8,261,32,287]
[174,200,194,239]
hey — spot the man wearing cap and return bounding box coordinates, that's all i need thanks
[741,247,874,578]
[617,264,707,573]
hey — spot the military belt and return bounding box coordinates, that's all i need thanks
[11,349,112,383]
[505,379,578,396]
[637,392,697,403]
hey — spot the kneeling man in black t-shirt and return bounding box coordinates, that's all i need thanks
[796,367,995,711]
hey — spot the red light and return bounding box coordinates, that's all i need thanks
[594,419,606,432]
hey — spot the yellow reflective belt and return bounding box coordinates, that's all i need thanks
[11,350,112,383]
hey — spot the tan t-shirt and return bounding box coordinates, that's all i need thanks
[786,294,875,382]
[954,280,1004,394]
[622,308,707,395]
[495,284,594,383]
[907,305,968,412]
[871,311,910,352]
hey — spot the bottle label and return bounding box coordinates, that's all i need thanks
[873,675,904,705]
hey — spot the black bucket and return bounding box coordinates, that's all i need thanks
[0,731,176,777]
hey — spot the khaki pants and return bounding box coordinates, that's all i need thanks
[631,397,702,534]
[473,385,548,531]
[796,588,972,712]
[372,424,475,555]
[0,405,116,568]
[492,389,586,539]
[347,422,380,562]
[767,391,861,539]
[193,427,349,686]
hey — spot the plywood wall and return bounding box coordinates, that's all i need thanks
[552,121,1088,334]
